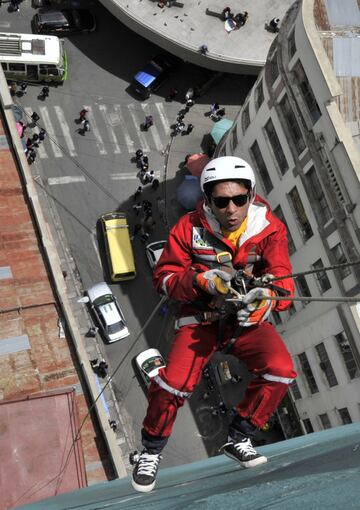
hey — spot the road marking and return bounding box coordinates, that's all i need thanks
[110,171,160,180]
[90,229,102,268]
[99,104,121,154]
[54,105,77,157]
[0,22,11,28]
[24,106,48,159]
[39,106,63,158]
[83,105,107,155]
[47,176,86,185]
[155,102,171,134]
[128,103,150,152]
[113,104,135,152]
[141,103,163,151]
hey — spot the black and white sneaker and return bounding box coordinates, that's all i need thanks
[220,437,267,468]
[131,449,162,493]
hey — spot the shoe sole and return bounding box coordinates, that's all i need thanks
[223,449,268,468]
[131,478,156,493]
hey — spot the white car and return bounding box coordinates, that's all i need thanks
[86,282,129,343]
[145,240,167,269]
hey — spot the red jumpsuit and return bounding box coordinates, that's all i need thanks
[143,197,296,440]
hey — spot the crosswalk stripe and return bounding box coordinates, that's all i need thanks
[110,171,160,180]
[128,103,150,152]
[24,106,48,159]
[48,176,86,185]
[155,102,171,134]
[141,103,163,151]
[54,105,77,157]
[83,105,107,155]
[113,104,135,152]
[99,104,121,154]
[39,106,63,158]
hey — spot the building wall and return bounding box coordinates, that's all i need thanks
[219,0,360,433]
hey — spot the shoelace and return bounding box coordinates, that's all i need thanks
[136,452,162,476]
[234,438,257,456]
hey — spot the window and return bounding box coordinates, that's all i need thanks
[335,332,360,380]
[305,167,332,225]
[1,63,8,70]
[319,413,331,429]
[288,187,313,241]
[338,407,352,425]
[298,352,319,394]
[312,259,331,293]
[254,80,264,111]
[9,63,25,71]
[280,95,306,154]
[315,343,338,387]
[288,30,296,60]
[273,205,296,255]
[242,103,250,134]
[230,128,238,152]
[268,50,279,85]
[290,380,302,400]
[295,275,311,304]
[264,119,288,175]
[302,418,314,433]
[249,141,273,194]
[293,61,321,124]
[330,243,351,279]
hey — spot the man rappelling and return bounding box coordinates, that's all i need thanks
[131,156,297,492]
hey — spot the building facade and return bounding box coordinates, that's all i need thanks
[219,0,360,433]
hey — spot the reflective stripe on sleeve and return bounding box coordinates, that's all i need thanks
[161,273,174,296]
[154,375,192,398]
[262,373,294,385]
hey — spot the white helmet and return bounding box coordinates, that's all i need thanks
[200,156,256,197]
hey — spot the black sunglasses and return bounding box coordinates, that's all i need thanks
[211,193,249,209]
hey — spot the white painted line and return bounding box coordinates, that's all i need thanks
[99,104,121,154]
[83,105,107,155]
[113,104,135,152]
[127,103,150,152]
[54,106,77,157]
[24,107,48,159]
[47,176,86,185]
[110,171,160,180]
[141,103,163,151]
[0,22,11,28]
[155,102,171,134]
[39,106,63,158]
[90,229,102,268]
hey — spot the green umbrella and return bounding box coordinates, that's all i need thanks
[210,118,234,144]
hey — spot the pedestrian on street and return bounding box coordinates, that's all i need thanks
[9,82,17,96]
[132,202,142,216]
[25,137,34,153]
[185,88,195,107]
[32,133,39,146]
[79,109,88,122]
[20,82,28,95]
[27,149,36,164]
[30,111,40,124]
[141,155,149,172]
[209,102,220,119]
[130,155,296,493]
[167,88,179,101]
[143,115,154,130]
[234,11,249,27]
[151,178,160,191]
[143,170,154,184]
[83,119,90,132]
[269,17,280,32]
[199,44,208,55]
[38,128,47,143]
[40,85,49,99]
[98,360,109,378]
[184,123,194,135]
[10,0,20,12]
[135,149,144,166]
[133,186,143,201]
[175,121,185,135]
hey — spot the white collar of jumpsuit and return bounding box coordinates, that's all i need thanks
[203,201,270,248]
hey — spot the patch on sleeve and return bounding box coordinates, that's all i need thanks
[192,227,213,250]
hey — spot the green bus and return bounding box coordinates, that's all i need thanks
[0,32,67,83]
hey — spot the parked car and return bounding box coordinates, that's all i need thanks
[85,282,129,343]
[32,9,96,35]
[130,54,175,99]
[135,348,166,387]
[145,240,167,270]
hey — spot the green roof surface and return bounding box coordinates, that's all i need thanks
[19,423,360,510]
